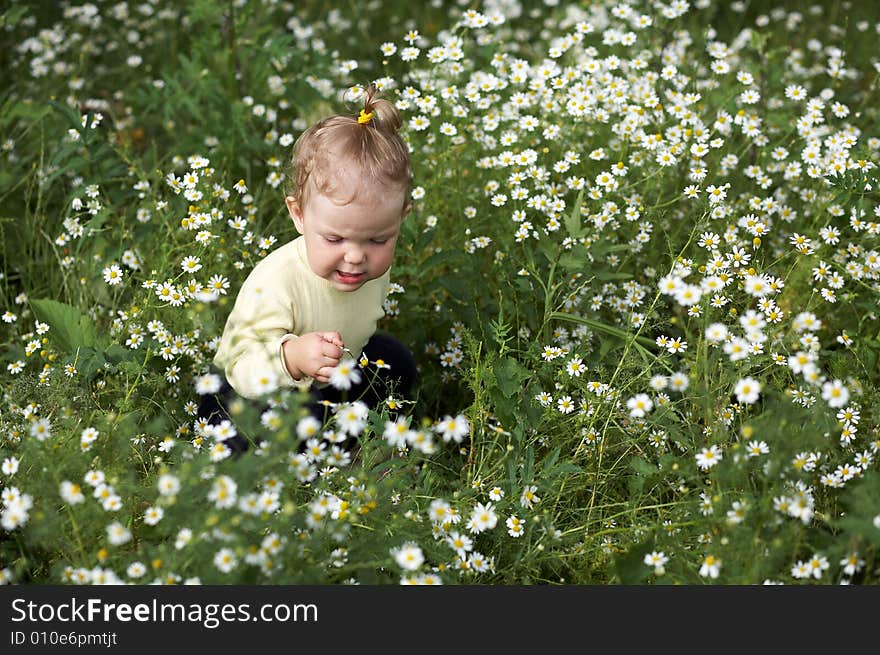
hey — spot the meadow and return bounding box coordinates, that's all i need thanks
[2,0,880,585]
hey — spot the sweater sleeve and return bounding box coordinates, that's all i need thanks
[213,270,303,399]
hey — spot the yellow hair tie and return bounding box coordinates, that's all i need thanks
[357,109,374,125]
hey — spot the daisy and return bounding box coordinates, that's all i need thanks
[566,357,586,377]
[180,255,202,273]
[143,506,164,526]
[733,377,761,404]
[696,445,723,471]
[821,380,849,408]
[335,401,369,437]
[1,457,20,476]
[195,373,222,395]
[557,395,575,414]
[329,359,362,390]
[103,264,123,286]
[446,531,473,557]
[60,481,85,505]
[468,502,498,533]
[435,414,470,442]
[644,551,669,575]
[214,548,237,573]
[391,542,424,571]
[506,515,525,537]
[107,521,132,545]
[700,555,721,579]
[29,418,51,441]
[157,474,181,496]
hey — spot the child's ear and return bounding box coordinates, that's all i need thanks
[401,202,413,220]
[286,196,305,233]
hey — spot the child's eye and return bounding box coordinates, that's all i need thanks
[324,236,341,243]
[371,238,389,244]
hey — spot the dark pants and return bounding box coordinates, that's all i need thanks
[198,332,417,452]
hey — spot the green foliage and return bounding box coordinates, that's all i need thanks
[2,0,880,586]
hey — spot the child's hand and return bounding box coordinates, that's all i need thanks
[282,331,345,383]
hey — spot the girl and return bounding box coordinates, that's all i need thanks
[202,83,417,446]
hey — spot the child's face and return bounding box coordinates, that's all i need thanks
[287,187,410,291]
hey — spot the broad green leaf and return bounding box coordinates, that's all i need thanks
[495,356,529,398]
[30,298,99,353]
[564,186,585,238]
[611,539,653,584]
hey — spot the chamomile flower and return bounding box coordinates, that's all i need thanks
[103,264,124,286]
[329,359,362,390]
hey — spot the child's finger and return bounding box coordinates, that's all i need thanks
[321,331,344,347]
[321,341,343,358]
[315,366,334,382]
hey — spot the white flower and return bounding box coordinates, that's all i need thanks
[208,475,237,509]
[435,414,470,442]
[175,528,193,550]
[391,542,425,571]
[103,264,124,286]
[384,417,412,449]
[566,357,586,377]
[696,445,723,471]
[446,531,473,557]
[506,516,525,537]
[296,416,322,441]
[468,502,498,533]
[428,498,454,524]
[214,548,237,573]
[328,359,362,390]
[334,401,369,437]
[821,379,849,408]
[1,457,19,476]
[705,323,729,342]
[126,562,147,578]
[143,506,164,526]
[180,256,202,273]
[644,551,669,575]
[195,373,222,395]
[60,481,85,505]
[157,474,181,497]
[519,485,540,509]
[699,555,721,578]
[733,377,761,404]
[251,370,279,395]
[626,393,653,417]
[29,418,51,441]
[107,521,132,546]
[209,442,231,462]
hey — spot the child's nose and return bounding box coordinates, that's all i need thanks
[344,246,365,264]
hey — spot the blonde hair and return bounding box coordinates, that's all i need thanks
[285,83,412,207]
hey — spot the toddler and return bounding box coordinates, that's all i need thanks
[203,84,417,440]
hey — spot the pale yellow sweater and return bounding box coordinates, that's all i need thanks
[213,236,390,399]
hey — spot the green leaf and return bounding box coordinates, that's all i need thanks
[30,298,99,353]
[550,311,656,354]
[77,347,107,379]
[557,252,586,271]
[522,446,535,483]
[105,344,133,364]
[421,248,465,270]
[0,4,30,27]
[611,539,653,584]
[48,99,84,134]
[494,356,529,398]
[437,275,471,303]
[564,186,585,239]
[629,456,657,477]
[595,270,632,281]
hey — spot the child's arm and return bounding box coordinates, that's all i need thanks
[282,331,344,384]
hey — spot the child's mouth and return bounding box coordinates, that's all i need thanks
[335,270,365,284]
